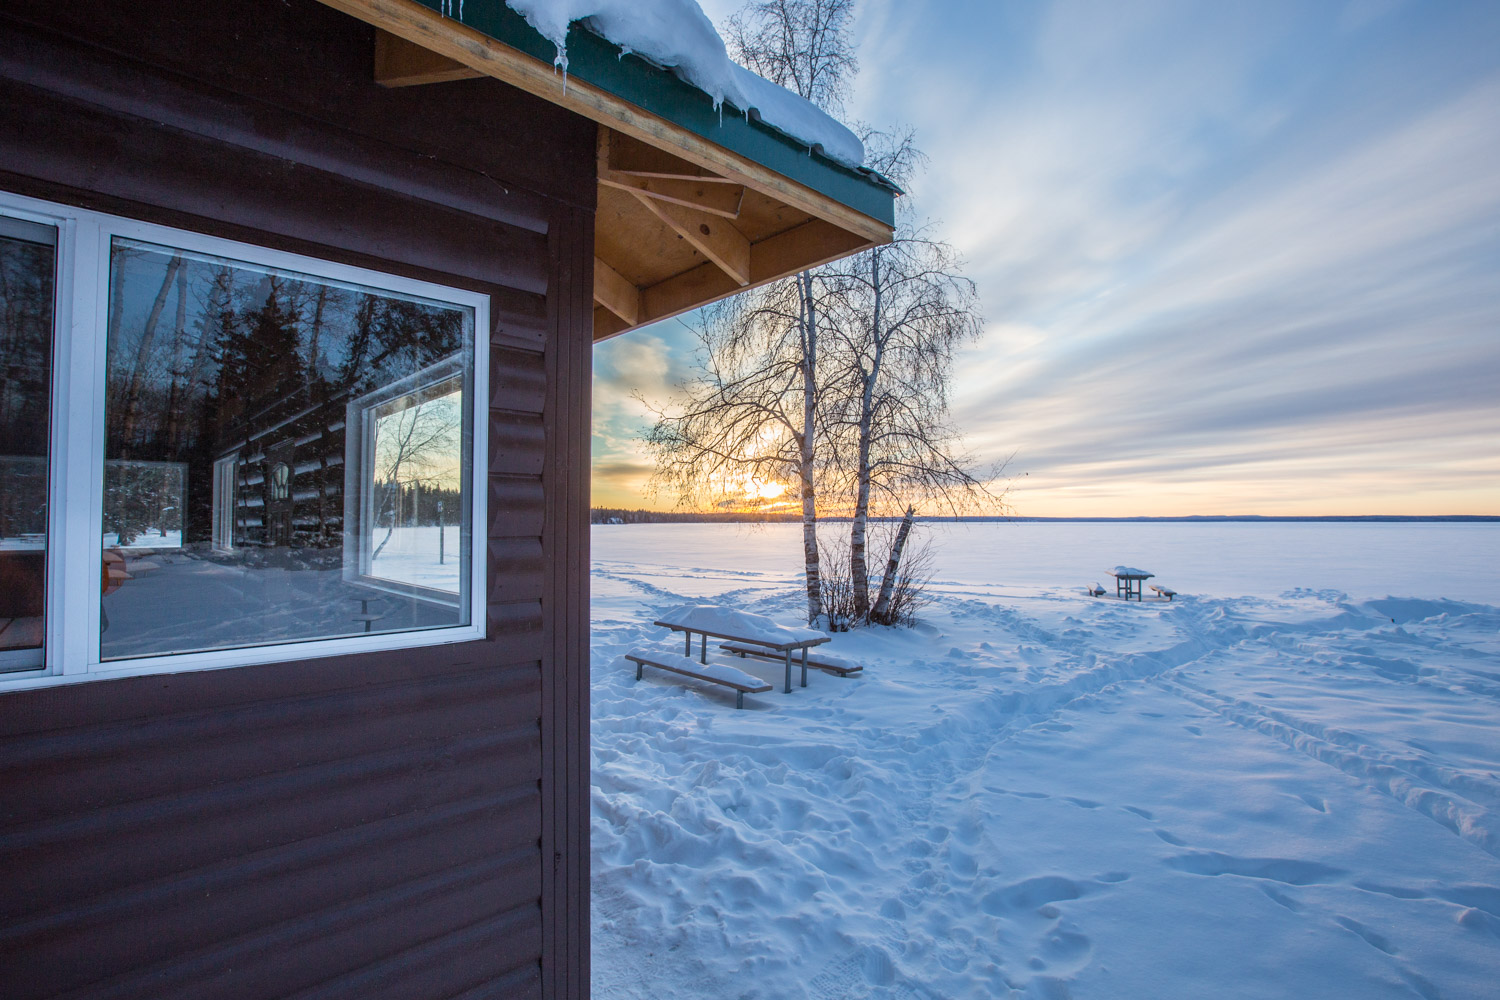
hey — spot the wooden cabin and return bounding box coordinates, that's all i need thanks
[0,1,895,997]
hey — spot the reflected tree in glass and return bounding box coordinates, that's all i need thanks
[101,238,474,660]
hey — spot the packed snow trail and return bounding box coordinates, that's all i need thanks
[590,523,1500,999]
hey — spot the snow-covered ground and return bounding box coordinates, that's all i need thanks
[591,521,1500,999]
[370,524,462,594]
[100,528,181,550]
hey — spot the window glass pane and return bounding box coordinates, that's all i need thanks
[101,237,475,660]
[0,219,56,672]
[367,378,463,595]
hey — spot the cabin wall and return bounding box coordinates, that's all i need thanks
[0,1,592,997]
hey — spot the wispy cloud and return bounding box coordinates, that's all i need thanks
[591,330,696,507]
[595,0,1500,515]
[853,0,1500,514]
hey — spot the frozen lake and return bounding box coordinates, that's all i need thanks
[590,521,1500,999]
[592,519,1498,603]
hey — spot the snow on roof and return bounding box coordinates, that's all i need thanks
[503,0,866,167]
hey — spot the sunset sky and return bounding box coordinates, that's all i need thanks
[591,0,1500,517]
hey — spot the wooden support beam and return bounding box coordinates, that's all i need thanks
[599,171,745,219]
[746,218,870,282]
[630,193,751,286]
[592,255,642,327]
[638,219,872,328]
[593,305,631,342]
[607,169,742,184]
[640,264,741,329]
[602,131,739,183]
[374,29,484,87]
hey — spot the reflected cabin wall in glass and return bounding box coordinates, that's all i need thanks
[101,237,476,660]
[0,216,55,671]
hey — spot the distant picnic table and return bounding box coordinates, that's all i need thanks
[1108,566,1153,601]
[651,604,830,694]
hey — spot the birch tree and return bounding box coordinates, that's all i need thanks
[645,0,860,624]
[824,222,990,616]
[723,0,857,116]
[643,277,833,624]
[820,127,998,621]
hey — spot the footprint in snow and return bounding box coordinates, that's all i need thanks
[1163,851,1347,886]
[1260,884,1302,911]
[1335,915,1397,955]
[980,875,1084,915]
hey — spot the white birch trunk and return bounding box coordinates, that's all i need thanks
[849,248,882,620]
[798,270,823,625]
[871,504,915,623]
[120,254,184,446]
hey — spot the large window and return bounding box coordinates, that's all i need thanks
[1,194,487,685]
[0,217,55,673]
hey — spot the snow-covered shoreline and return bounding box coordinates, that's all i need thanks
[591,522,1500,998]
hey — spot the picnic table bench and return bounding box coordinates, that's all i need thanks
[718,640,864,677]
[625,649,773,709]
[627,602,834,704]
[642,604,831,699]
[1149,584,1177,601]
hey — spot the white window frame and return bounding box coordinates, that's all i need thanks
[344,353,472,608]
[0,190,489,692]
[0,215,58,673]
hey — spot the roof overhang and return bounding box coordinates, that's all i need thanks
[315,0,897,341]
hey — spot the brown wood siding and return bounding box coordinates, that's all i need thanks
[0,1,593,997]
[541,205,595,1000]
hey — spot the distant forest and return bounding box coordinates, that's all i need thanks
[591,508,802,525]
[590,509,1498,525]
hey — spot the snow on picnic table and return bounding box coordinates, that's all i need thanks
[591,522,1500,999]
[655,602,828,646]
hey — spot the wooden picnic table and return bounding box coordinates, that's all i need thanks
[1108,566,1153,601]
[652,605,830,694]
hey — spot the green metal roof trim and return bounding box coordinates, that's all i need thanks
[412,0,898,227]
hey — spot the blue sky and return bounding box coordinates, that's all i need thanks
[592,0,1500,516]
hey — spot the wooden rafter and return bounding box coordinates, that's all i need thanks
[592,124,879,340]
[373,29,483,87]
[592,255,641,327]
[598,172,745,219]
[639,218,866,323]
[630,193,751,286]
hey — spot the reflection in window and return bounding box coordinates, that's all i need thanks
[0,218,56,672]
[269,463,290,501]
[101,238,474,660]
[103,459,186,549]
[347,361,465,599]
